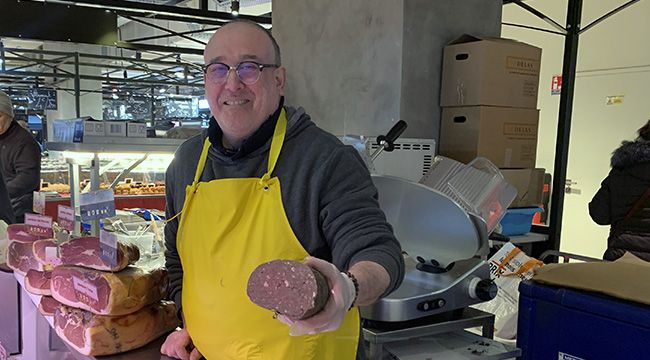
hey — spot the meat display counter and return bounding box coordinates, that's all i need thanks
[44,138,184,235]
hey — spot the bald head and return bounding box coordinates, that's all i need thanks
[205,20,281,66]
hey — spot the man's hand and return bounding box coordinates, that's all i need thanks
[160,327,202,360]
[277,257,356,336]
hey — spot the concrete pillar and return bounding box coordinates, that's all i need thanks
[273,0,502,141]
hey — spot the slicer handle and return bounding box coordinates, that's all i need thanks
[376,120,407,152]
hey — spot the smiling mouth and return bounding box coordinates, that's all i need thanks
[223,99,249,105]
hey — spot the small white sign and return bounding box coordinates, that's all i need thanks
[99,230,118,268]
[100,230,117,248]
[24,213,53,236]
[57,205,75,232]
[79,189,116,222]
[33,191,46,214]
[72,276,99,302]
[44,246,61,266]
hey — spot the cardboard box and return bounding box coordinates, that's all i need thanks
[104,121,127,137]
[52,117,104,142]
[439,106,539,168]
[82,119,105,137]
[127,122,147,138]
[500,168,545,208]
[441,34,542,109]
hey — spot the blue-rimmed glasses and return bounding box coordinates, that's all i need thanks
[203,61,279,85]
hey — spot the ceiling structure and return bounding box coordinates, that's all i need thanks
[0,0,271,98]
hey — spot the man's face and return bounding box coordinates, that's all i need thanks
[203,23,286,146]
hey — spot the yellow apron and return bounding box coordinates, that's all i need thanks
[177,109,360,359]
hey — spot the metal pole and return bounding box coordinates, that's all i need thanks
[90,154,100,236]
[150,86,155,126]
[74,52,81,117]
[547,0,582,255]
[68,162,81,236]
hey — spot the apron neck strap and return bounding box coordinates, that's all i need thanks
[260,108,288,184]
[194,137,212,185]
[192,107,289,186]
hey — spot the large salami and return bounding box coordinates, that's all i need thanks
[247,259,330,320]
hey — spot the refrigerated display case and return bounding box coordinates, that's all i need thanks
[44,137,184,235]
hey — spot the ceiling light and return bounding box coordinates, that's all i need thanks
[112,94,119,100]
[159,88,166,93]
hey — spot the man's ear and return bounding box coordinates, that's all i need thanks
[275,67,286,94]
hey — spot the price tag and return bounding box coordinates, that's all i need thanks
[45,246,62,266]
[57,205,75,231]
[99,229,118,269]
[24,213,53,236]
[72,276,99,302]
[33,191,46,214]
[79,189,116,222]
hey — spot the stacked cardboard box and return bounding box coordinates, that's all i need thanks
[439,35,544,208]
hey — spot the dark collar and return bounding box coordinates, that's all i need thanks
[208,97,284,160]
[0,120,16,141]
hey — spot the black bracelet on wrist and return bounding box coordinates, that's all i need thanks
[345,271,359,310]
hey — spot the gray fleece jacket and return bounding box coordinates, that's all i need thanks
[164,106,405,321]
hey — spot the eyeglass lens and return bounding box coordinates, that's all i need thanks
[207,62,263,85]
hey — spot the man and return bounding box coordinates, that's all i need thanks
[0,91,40,223]
[161,20,404,360]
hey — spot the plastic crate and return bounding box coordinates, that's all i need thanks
[517,281,650,360]
[499,207,542,236]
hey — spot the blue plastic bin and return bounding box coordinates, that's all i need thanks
[499,207,542,236]
[517,281,650,360]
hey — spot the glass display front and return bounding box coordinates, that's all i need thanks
[40,152,172,197]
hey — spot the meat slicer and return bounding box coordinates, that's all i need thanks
[360,174,499,325]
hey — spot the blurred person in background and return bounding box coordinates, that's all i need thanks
[590,120,650,261]
[0,159,15,224]
[0,91,41,223]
